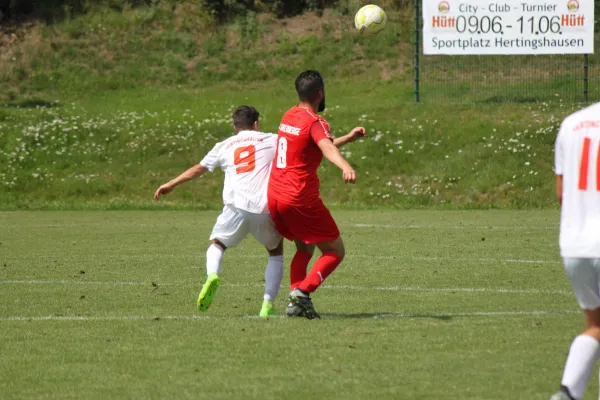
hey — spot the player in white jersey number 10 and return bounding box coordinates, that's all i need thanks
[550,102,600,400]
[154,106,283,317]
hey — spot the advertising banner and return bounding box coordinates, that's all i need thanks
[423,0,595,54]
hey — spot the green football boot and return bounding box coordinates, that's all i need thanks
[259,300,276,318]
[197,272,220,312]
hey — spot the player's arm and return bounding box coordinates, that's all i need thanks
[317,139,356,184]
[556,175,563,205]
[311,120,356,184]
[333,127,367,148]
[154,141,223,200]
[154,165,208,200]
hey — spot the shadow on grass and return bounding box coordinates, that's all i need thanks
[3,99,57,108]
[324,313,453,321]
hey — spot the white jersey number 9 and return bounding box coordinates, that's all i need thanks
[276,137,287,169]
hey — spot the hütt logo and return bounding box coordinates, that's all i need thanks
[567,0,579,12]
[438,1,450,13]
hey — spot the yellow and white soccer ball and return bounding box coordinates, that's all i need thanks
[354,4,387,35]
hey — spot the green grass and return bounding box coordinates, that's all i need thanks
[0,81,577,209]
[0,210,595,399]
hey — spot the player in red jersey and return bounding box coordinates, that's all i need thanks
[268,70,366,319]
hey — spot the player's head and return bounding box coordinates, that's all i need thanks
[295,70,325,113]
[232,105,259,132]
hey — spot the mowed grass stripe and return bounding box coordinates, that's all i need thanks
[0,280,572,295]
[351,223,558,230]
[0,309,579,322]
[1,253,562,264]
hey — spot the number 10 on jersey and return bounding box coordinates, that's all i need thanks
[579,137,600,191]
[276,137,287,168]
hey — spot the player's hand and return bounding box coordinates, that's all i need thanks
[154,183,174,200]
[343,167,356,184]
[348,127,367,142]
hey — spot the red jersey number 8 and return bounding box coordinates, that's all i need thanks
[234,145,256,174]
[276,137,287,169]
[578,137,600,191]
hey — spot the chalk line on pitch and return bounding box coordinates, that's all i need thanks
[351,223,558,230]
[209,255,560,264]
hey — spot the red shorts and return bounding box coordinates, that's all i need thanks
[268,197,340,244]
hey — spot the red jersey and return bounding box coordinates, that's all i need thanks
[268,106,333,205]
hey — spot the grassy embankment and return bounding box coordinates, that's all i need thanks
[0,3,581,209]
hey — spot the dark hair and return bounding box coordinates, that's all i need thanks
[295,70,324,102]
[232,105,260,130]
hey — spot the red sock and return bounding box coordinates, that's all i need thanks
[290,251,313,290]
[298,252,341,294]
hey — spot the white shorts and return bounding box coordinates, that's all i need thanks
[564,257,600,310]
[210,205,282,250]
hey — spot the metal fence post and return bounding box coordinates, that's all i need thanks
[584,54,589,103]
[414,0,420,103]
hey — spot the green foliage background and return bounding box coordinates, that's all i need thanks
[0,1,592,210]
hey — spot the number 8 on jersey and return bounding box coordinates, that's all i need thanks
[276,137,287,169]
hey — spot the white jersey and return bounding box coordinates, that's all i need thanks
[200,130,277,214]
[555,102,600,258]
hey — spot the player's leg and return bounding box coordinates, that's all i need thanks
[206,239,226,276]
[291,239,315,290]
[297,236,344,294]
[285,240,318,318]
[267,197,317,310]
[198,205,248,312]
[197,239,226,312]
[287,200,341,319]
[287,237,343,319]
[550,258,600,400]
[259,240,284,317]
[247,212,285,317]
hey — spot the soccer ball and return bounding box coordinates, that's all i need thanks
[354,4,387,35]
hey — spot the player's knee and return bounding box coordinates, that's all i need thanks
[294,239,315,255]
[584,308,600,329]
[336,246,345,261]
[211,239,227,251]
[584,326,600,341]
[267,240,284,257]
[331,238,345,260]
[318,237,345,260]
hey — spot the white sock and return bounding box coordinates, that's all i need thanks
[263,255,283,302]
[206,244,224,275]
[561,335,600,399]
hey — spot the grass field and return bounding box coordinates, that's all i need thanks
[1,210,594,399]
[1,3,599,398]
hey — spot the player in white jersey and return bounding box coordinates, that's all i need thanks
[154,106,283,317]
[550,102,600,400]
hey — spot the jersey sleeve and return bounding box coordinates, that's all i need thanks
[309,120,333,144]
[200,141,224,172]
[554,122,567,175]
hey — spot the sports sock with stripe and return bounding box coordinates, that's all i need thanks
[298,251,341,294]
